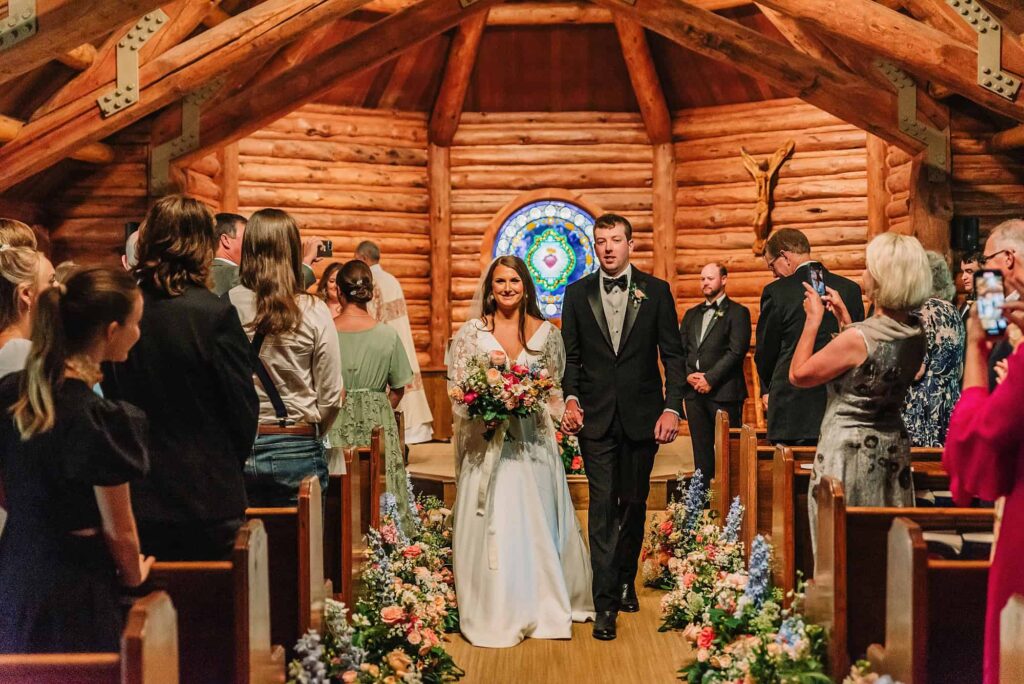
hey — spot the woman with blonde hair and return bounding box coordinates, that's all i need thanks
[0,247,55,378]
[228,208,343,507]
[0,267,151,653]
[789,232,932,553]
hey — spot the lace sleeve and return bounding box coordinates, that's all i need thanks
[445,321,478,420]
[542,325,566,422]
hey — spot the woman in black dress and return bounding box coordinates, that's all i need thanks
[0,267,152,653]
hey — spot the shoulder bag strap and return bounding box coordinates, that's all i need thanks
[251,332,289,427]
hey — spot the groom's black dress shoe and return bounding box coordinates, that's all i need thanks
[592,611,617,641]
[619,583,639,613]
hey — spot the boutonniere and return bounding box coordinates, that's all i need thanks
[629,281,647,309]
[713,306,726,320]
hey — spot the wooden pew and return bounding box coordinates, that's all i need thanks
[805,477,994,678]
[150,520,284,684]
[324,449,355,612]
[772,447,948,599]
[867,517,989,683]
[1003,594,1024,684]
[0,591,179,684]
[710,412,766,522]
[246,476,331,655]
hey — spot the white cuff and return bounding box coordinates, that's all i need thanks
[663,409,680,417]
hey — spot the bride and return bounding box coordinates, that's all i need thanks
[447,255,594,647]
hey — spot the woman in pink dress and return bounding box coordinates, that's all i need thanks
[943,257,1024,683]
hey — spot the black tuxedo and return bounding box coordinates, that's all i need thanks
[561,267,685,612]
[679,295,751,489]
[754,263,864,444]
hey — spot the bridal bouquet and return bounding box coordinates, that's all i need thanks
[448,349,557,437]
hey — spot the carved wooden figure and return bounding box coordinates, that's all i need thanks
[741,139,795,255]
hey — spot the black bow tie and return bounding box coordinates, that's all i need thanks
[603,275,628,293]
[701,301,720,312]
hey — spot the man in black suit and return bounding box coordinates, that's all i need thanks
[957,252,981,322]
[754,228,864,445]
[979,221,1024,389]
[680,263,751,492]
[560,214,685,641]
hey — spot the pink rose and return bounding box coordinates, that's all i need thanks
[462,391,477,404]
[571,456,583,471]
[402,545,422,559]
[659,520,673,535]
[485,367,503,385]
[342,671,358,683]
[380,606,404,624]
[407,630,422,645]
[697,626,715,650]
[489,350,507,367]
[682,572,697,589]
[512,364,529,375]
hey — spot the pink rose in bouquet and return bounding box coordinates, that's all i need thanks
[489,350,507,367]
[380,605,404,624]
[402,545,422,559]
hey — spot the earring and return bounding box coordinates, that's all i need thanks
[487,293,495,305]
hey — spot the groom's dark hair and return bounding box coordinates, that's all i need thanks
[594,213,632,240]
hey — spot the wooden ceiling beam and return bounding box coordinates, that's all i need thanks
[487,2,611,25]
[753,4,845,70]
[0,0,374,190]
[613,17,672,145]
[591,0,927,154]
[33,1,225,120]
[179,0,505,164]
[901,0,1024,78]
[365,0,752,15]
[0,0,167,85]
[429,13,488,147]
[55,43,98,71]
[755,0,1024,123]
[0,114,112,164]
[991,122,1024,151]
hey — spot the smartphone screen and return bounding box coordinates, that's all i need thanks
[807,263,826,297]
[975,269,1008,337]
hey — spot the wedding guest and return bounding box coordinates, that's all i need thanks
[0,247,55,379]
[54,260,79,284]
[980,220,1024,389]
[355,240,434,444]
[324,260,415,535]
[229,209,343,507]
[211,212,247,296]
[102,195,259,561]
[944,272,1024,684]
[755,228,864,445]
[0,267,151,654]
[0,218,37,250]
[679,262,750,492]
[958,251,982,321]
[790,233,930,554]
[901,252,964,447]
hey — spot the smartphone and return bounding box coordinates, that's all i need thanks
[317,239,333,258]
[807,262,826,297]
[975,269,1008,337]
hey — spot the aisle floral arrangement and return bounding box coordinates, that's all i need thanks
[287,488,464,684]
[641,470,831,683]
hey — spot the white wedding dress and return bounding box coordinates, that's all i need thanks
[448,319,594,648]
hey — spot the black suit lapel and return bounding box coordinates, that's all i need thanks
[697,297,728,350]
[586,274,614,352]
[618,269,645,352]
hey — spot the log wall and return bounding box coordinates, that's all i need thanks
[950,109,1024,238]
[672,98,869,323]
[236,105,432,365]
[448,111,655,333]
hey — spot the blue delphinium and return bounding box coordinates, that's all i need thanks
[682,468,708,534]
[721,496,743,544]
[406,473,422,535]
[745,534,772,609]
[775,615,805,649]
[289,630,328,684]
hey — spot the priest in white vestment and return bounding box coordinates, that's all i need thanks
[356,241,434,443]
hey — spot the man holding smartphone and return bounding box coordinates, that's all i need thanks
[979,220,1024,389]
[755,229,864,445]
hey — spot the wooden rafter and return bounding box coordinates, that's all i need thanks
[55,43,98,71]
[991,123,1024,151]
[753,4,846,70]
[173,0,505,165]
[33,0,225,120]
[590,0,927,155]
[613,17,672,145]
[364,0,753,13]
[0,0,167,85]
[487,2,611,25]
[0,114,112,164]
[755,0,1024,123]
[0,0,375,191]
[429,13,488,147]
[377,43,425,109]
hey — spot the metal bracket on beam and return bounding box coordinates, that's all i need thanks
[875,59,950,175]
[945,0,1021,100]
[149,79,222,195]
[97,10,169,117]
[0,0,36,52]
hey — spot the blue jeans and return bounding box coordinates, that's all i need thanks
[244,434,328,508]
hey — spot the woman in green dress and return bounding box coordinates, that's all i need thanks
[322,260,416,536]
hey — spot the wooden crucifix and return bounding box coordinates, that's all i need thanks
[741,140,795,255]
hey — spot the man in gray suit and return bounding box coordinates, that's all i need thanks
[210,212,322,295]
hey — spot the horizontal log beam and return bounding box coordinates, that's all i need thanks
[487,2,612,25]
[364,0,752,12]
[0,0,166,85]
[0,114,112,164]
[55,43,97,71]
[756,0,1024,123]
[991,123,1024,151]
[0,0,373,190]
[179,0,505,164]
[592,0,926,154]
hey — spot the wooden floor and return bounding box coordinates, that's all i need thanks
[443,586,695,683]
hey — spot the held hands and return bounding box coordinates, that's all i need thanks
[687,372,711,394]
[654,411,679,444]
[560,398,584,435]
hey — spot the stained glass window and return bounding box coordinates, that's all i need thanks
[492,200,598,319]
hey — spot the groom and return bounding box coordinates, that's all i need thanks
[560,213,685,641]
